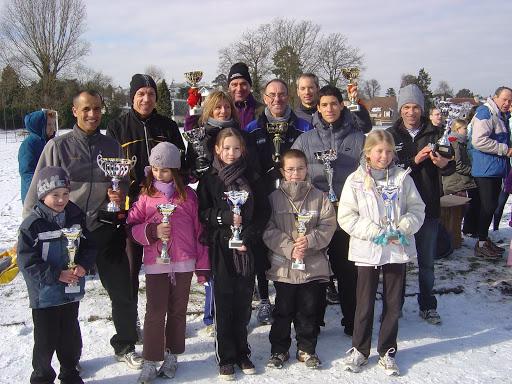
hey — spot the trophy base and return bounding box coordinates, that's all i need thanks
[291,260,306,271]
[156,257,170,264]
[65,284,81,294]
[433,143,454,159]
[189,106,202,116]
[229,239,244,249]
[348,103,360,112]
[98,210,127,226]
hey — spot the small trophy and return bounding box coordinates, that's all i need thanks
[373,183,408,246]
[185,71,204,116]
[430,126,454,159]
[266,122,289,163]
[292,210,313,271]
[314,149,338,203]
[341,67,360,112]
[61,225,82,294]
[224,190,249,249]
[182,126,209,172]
[156,203,177,264]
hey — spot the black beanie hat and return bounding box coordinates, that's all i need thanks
[228,62,252,86]
[35,166,70,200]
[130,74,158,102]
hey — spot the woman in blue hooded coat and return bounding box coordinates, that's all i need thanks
[18,110,56,203]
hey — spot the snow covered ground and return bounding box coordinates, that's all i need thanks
[1,129,512,383]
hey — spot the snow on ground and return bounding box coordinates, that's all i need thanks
[1,130,512,383]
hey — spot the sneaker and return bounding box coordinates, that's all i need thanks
[486,239,505,254]
[378,348,400,376]
[159,349,177,378]
[116,351,144,370]
[237,356,256,375]
[137,360,158,383]
[474,241,500,260]
[419,309,442,325]
[219,364,235,381]
[136,316,143,345]
[257,299,272,325]
[296,350,321,369]
[326,284,340,305]
[267,351,290,369]
[342,347,368,373]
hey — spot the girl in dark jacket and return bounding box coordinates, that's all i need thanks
[197,128,268,380]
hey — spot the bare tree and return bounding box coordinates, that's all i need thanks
[144,65,165,83]
[315,33,363,88]
[435,80,454,98]
[400,74,417,88]
[362,79,381,99]
[0,0,90,106]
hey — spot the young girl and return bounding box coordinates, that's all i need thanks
[126,142,209,383]
[197,128,268,380]
[338,130,425,376]
[263,149,336,369]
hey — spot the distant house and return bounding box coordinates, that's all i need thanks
[446,97,480,106]
[172,99,188,125]
[363,96,398,126]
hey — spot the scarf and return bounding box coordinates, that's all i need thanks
[153,180,175,200]
[207,117,236,129]
[212,156,247,188]
[264,105,292,124]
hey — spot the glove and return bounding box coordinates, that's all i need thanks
[373,229,409,246]
[195,157,211,174]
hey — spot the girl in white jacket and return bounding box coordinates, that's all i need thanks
[338,129,425,377]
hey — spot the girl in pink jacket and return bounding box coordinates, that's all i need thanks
[127,142,209,383]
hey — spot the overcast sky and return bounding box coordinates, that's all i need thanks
[2,0,511,97]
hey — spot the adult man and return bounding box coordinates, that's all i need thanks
[246,78,312,325]
[429,107,444,129]
[387,84,453,325]
[292,85,366,336]
[294,73,320,124]
[470,86,512,258]
[23,90,142,369]
[106,74,187,309]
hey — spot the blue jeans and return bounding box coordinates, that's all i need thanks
[203,279,214,326]
[414,217,439,311]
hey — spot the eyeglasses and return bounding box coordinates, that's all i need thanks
[283,166,307,174]
[265,92,288,101]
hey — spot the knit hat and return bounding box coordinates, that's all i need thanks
[228,62,252,86]
[130,74,158,102]
[398,84,425,113]
[148,142,181,169]
[35,166,70,200]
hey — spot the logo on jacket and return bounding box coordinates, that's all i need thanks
[256,138,266,145]
[395,142,404,152]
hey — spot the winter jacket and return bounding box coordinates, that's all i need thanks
[246,110,312,189]
[442,133,477,194]
[263,180,336,284]
[470,98,511,178]
[22,125,125,231]
[338,165,425,266]
[126,187,209,277]
[197,166,270,276]
[106,108,187,204]
[18,111,49,203]
[291,110,365,200]
[387,118,454,219]
[18,201,96,309]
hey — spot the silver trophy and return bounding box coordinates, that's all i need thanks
[430,126,454,159]
[314,149,338,203]
[377,184,400,241]
[341,67,360,112]
[224,190,249,249]
[266,122,289,163]
[183,126,209,172]
[97,155,137,212]
[156,203,177,264]
[61,225,82,294]
[292,210,313,271]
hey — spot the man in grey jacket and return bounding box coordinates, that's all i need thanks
[22,90,143,370]
[292,85,367,336]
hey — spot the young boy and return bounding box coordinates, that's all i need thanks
[18,166,96,384]
[263,149,337,369]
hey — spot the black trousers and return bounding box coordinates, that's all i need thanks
[213,271,255,366]
[270,281,323,355]
[352,264,405,357]
[125,237,143,300]
[327,229,357,332]
[31,302,82,384]
[256,269,269,300]
[475,177,502,241]
[90,225,138,355]
[462,187,480,235]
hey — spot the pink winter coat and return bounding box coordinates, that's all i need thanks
[127,187,209,280]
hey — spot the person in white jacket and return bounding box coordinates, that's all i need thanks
[338,129,425,377]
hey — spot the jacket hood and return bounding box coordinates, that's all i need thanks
[24,110,47,139]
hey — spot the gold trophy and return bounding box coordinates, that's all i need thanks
[266,122,289,163]
[292,210,313,271]
[185,71,204,116]
[341,67,360,112]
[61,225,82,294]
[156,203,177,264]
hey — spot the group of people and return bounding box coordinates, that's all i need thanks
[15,60,512,383]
